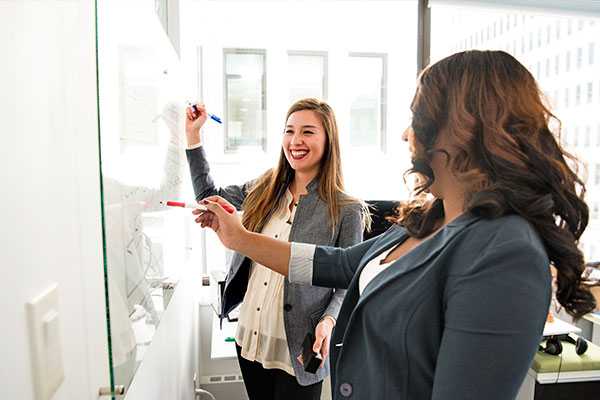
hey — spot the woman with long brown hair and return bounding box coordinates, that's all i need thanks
[193,51,596,399]
[185,98,367,399]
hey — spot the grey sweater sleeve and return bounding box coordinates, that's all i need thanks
[185,146,251,209]
[321,205,363,321]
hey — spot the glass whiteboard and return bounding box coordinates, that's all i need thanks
[96,0,189,393]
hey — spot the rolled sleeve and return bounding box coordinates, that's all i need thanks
[186,142,203,150]
[289,242,316,285]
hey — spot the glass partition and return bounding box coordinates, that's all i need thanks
[96,0,189,393]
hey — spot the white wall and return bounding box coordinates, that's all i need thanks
[0,1,110,399]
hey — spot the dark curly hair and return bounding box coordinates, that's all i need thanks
[394,50,595,319]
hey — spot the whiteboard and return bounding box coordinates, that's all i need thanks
[97,0,189,390]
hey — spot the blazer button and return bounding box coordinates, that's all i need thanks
[284,303,292,312]
[339,382,353,397]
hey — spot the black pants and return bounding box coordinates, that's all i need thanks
[236,344,323,400]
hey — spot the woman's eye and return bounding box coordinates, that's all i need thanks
[285,130,294,135]
[304,130,314,135]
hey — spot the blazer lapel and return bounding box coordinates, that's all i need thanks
[355,213,479,306]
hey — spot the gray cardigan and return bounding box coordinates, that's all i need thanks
[290,213,552,399]
[186,146,363,385]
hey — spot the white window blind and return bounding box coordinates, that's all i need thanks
[428,1,600,18]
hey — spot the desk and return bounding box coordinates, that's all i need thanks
[210,313,238,359]
[516,319,600,400]
[517,333,600,400]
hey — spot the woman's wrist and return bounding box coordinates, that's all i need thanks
[185,129,201,147]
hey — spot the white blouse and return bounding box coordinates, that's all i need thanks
[235,189,297,375]
[357,246,395,295]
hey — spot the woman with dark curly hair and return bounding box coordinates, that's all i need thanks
[193,50,596,399]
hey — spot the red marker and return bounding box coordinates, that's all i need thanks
[160,201,235,214]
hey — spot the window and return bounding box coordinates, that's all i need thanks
[288,51,328,104]
[585,126,591,146]
[348,53,387,150]
[429,5,600,262]
[224,49,266,151]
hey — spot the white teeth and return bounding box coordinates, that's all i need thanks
[291,150,308,157]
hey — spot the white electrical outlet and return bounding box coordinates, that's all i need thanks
[27,283,64,400]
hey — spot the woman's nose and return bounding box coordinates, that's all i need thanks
[401,126,410,142]
[290,132,303,145]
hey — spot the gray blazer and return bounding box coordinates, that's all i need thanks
[294,213,552,399]
[186,146,363,385]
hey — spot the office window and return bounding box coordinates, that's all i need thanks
[565,87,570,107]
[556,20,561,39]
[588,82,593,104]
[545,58,550,77]
[596,164,600,185]
[555,54,560,74]
[590,43,595,65]
[224,49,266,150]
[537,29,542,48]
[566,51,571,72]
[288,51,327,104]
[547,25,551,44]
[577,47,583,68]
[568,19,573,35]
[529,32,533,50]
[536,62,541,79]
[576,84,581,105]
[574,126,579,147]
[348,53,387,150]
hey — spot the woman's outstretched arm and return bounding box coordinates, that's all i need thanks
[194,195,292,276]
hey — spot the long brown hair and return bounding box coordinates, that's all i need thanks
[241,98,368,236]
[395,50,594,318]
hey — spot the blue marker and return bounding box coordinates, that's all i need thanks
[190,103,222,124]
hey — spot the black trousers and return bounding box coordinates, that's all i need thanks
[236,344,323,400]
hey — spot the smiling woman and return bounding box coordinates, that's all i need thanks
[184,98,369,400]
